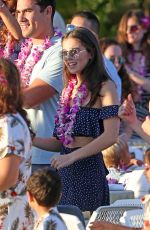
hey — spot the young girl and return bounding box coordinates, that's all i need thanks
[33,27,120,212]
[117,9,150,122]
[0,58,34,229]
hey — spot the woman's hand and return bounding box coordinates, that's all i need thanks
[118,94,137,124]
[51,154,75,169]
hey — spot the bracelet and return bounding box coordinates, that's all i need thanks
[0,3,5,8]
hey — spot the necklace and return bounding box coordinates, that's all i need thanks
[15,29,62,88]
[55,76,88,145]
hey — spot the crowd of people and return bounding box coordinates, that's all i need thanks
[0,0,149,229]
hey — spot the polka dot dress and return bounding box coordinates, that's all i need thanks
[55,105,119,212]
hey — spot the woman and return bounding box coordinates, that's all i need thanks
[33,27,120,212]
[100,38,135,102]
[0,58,34,229]
[100,38,135,138]
[117,9,150,122]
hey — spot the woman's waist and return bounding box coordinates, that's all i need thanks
[65,136,94,148]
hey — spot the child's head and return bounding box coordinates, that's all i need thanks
[0,58,23,115]
[102,134,131,169]
[144,148,150,182]
[26,168,62,209]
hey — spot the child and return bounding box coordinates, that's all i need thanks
[90,148,150,230]
[102,133,141,183]
[26,168,68,230]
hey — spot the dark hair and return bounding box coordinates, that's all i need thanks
[144,148,150,165]
[117,9,150,72]
[35,0,56,20]
[62,27,110,106]
[71,11,100,35]
[100,37,133,101]
[26,168,62,207]
[0,58,34,137]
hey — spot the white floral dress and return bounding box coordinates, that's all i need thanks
[34,207,67,230]
[0,113,34,230]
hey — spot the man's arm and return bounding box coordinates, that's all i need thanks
[23,42,63,108]
[23,78,56,108]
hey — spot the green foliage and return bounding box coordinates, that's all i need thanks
[57,0,150,38]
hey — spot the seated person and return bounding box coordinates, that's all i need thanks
[102,133,143,184]
[90,147,150,230]
[26,168,68,230]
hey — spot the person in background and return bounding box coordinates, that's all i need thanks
[100,37,136,137]
[102,133,141,183]
[0,0,22,60]
[100,38,134,102]
[90,147,150,230]
[33,27,120,212]
[53,11,66,34]
[117,9,150,124]
[15,0,63,172]
[0,58,34,229]
[26,168,68,230]
[70,10,122,102]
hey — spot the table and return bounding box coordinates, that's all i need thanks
[110,190,134,204]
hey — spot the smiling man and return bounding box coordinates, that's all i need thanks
[15,0,63,171]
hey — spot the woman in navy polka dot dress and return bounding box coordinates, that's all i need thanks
[33,27,120,212]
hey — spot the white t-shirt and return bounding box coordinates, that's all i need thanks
[27,36,63,164]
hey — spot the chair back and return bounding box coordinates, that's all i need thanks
[111,198,144,208]
[86,205,142,230]
[57,204,85,227]
[120,209,144,228]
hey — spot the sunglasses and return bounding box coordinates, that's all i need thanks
[61,48,87,60]
[109,56,125,65]
[127,24,140,33]
[144,163,150,171]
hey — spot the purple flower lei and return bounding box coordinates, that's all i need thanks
[14,28,62,88]
[55,76,88,145]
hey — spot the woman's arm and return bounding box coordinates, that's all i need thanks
[0,155,21,191]
[126,67,150,93]
[0,1,22,40]
[89,221,141,230]
[33,136,62,152]
[51,80,120,169]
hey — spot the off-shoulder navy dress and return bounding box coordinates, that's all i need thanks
[54,105,119,211]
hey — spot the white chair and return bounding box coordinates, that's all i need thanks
[111,198,144,208]
[86,205,142,230]
[120,209,144,228]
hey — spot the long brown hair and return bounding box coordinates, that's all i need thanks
[62,27,110,106]
[117,9,150,73]
[0,58,33,136]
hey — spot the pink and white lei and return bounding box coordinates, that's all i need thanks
[0,28,62,88]
[55,76,88,145]
[15,28,62,88]
[15,37,52,87]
